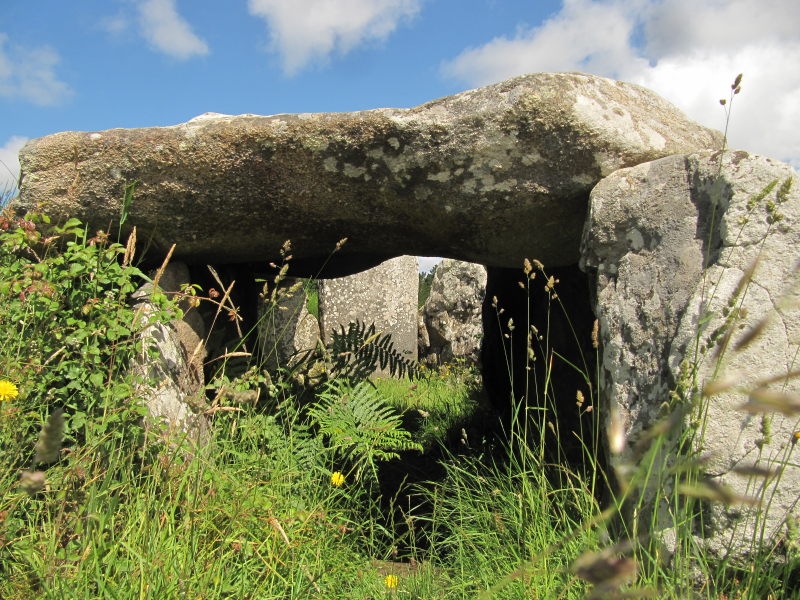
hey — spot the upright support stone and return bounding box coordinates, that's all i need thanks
[258,278,321,370]
[131,261,210,446]
[581,150,800,563]
[319,256,418,374]
[421,259,487,365]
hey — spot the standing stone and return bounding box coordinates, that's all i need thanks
[258,278,321,370]
[421,259,487,364]
[131,261,210,445]
[319,256,418,373]
[581,150,799,563]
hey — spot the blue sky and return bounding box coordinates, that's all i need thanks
[2,0,798,269]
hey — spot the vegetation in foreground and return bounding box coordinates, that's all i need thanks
[0,209,599,599]
[1,201,798,600]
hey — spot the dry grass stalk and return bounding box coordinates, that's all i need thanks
[740,388,800,416]
[123,226,137,266]
[151,243,176,291]
[19,470,46,495]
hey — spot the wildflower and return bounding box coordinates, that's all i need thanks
[0,380,19,401]
[792,431,800,446]
[384,574,399,589]
[331,471,345,487]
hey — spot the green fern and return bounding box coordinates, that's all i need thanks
[329,320,421,382]
[285,421,326,473]
[308,380,422,478]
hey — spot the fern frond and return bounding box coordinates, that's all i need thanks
[308,380,421,476]
[329,321,421,382]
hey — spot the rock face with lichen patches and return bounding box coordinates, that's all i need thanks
[16,73,721,272]
[421,259,487,365]
[581,150,799,563]
[131,261,210,446]
[319,256,418,375]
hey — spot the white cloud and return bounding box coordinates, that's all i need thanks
[248,0,421,75]
[99,14,130,36]
[443,0,648,83]
[0,135,28,195]
[137,0,209,60]
[0,34,72,106]
[418,256,442,273]
[442,0,800,166]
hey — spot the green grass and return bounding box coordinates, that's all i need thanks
[304,278,319,319]
[0,206,601,598]
[374,362,486,449]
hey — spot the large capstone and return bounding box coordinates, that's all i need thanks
[16,73,721,271]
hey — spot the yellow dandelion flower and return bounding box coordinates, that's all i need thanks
[331,471,345,487]
[384,574,399,589]
[792,431,800,445]
[0,380,19,402]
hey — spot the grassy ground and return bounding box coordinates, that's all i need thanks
[374,362,486,449]
[1,207,798,599]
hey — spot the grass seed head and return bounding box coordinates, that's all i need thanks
[741,388,800,416]
[34,408,64,465]
[608,407,626,455]
[19,470,46,495]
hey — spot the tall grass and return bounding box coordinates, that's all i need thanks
[2,197,797,598]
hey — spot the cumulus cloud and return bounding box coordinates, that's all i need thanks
[0,34,72,106]
[248,0,421,75]
[137,0,209,60]
[0,136,28,196]
[442,0,800,166]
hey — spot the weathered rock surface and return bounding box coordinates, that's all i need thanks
[17,73,721,270]
[581,150,799,561]
[131,261,210,444]
[421,259,487,364]
[258,278,320,370]
[319,256,418,372]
